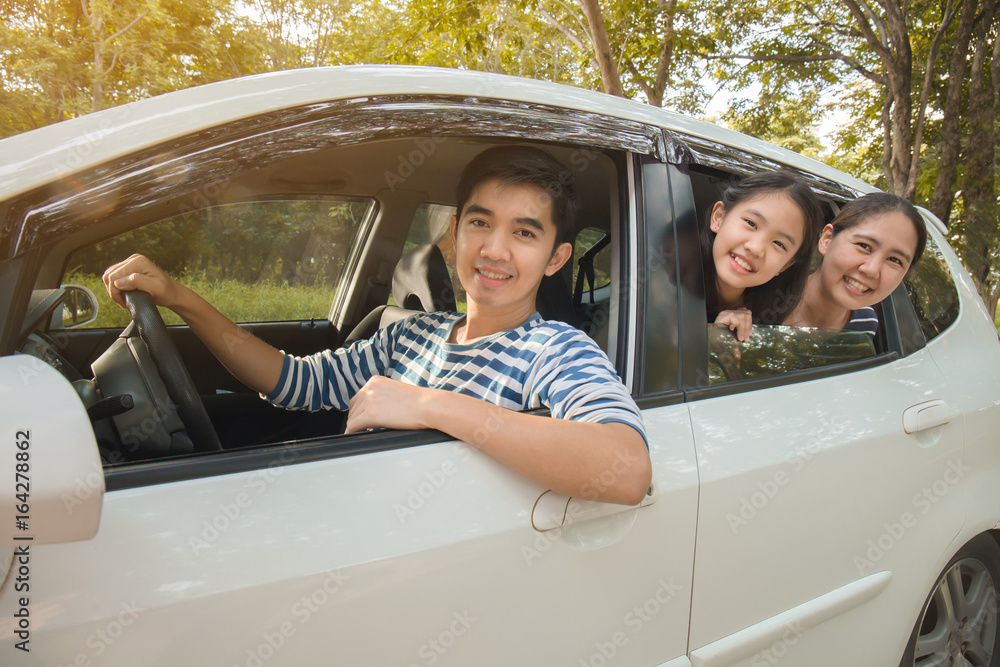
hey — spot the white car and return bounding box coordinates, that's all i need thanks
[1,65,998,667]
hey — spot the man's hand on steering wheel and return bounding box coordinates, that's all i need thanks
[103,255,222,452]
[103,254,286,410]
[103,254,180,311]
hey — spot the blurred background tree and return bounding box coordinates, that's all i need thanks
[1,0,996,312]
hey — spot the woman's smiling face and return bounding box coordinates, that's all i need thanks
[709,192,806,302]
[815,210,919,311]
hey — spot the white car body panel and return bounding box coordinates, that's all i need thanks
[687,345,965,663]
[0,399,698,666]
[689,570,892,666]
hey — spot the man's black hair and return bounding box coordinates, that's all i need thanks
[456,146,579,249]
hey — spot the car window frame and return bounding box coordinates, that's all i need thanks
[662,158,911,401]
[7,97,680,489]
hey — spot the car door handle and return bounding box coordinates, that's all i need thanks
[902,400,950,434]
[531,480,657,532]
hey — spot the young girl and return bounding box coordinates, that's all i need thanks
[703,170,823,341]
[782,192,927,334]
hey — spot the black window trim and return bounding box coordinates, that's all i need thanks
[104,428,453,491]
[683,351,900,401]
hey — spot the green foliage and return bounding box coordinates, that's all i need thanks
[723,89,826,159]
[0,0,263,135]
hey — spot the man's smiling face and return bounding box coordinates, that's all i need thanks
[451,177,572,322]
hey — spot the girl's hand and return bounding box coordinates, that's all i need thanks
[716,308,754,342]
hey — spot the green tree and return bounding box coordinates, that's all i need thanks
[706,0,999,313]
[536,0,712,111]
[0,0,263,136]
[722,89,826,159]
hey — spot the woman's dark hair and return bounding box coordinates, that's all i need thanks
[829,192,927,274]
[701,170,824,324]
[456,145,579,249]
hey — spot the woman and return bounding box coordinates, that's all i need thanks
[783,192,927,333]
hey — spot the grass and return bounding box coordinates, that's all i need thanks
[65,272,336,328]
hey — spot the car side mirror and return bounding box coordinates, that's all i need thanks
[54,284,99,329]
[0,356,103,545]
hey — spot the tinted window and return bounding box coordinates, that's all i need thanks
[706,325,877,384]
[64,197,372,326]
[903,235,960,342]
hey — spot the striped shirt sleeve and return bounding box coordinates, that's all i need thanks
[844,306,879,336]
[525,325,646,443]
[261,320,401,411]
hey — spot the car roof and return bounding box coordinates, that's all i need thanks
[0,65,876,203]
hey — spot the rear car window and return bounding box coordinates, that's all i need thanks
[903,235,960,343]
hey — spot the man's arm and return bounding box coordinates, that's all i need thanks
[103,254,284,395]
[345,377,652,506]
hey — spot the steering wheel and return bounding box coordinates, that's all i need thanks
[123,290,222,452]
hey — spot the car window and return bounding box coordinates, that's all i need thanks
[903,234,960,343]
[63,197,373,327]
[706,325,877,384]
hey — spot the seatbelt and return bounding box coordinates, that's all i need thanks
[573,235,610,306]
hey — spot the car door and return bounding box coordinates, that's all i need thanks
[666,164,966,666]
[0,93,699,667]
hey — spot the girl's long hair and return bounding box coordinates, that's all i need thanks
[701,170,823,325]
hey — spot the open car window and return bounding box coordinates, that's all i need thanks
[706,325,878,384]
[62,197,373,327]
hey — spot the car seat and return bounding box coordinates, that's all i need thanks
[343,244,457,344]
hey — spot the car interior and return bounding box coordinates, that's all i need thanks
[19,136,625,463]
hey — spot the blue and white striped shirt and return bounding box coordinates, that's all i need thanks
[263,311,645,439]
[844,306,879,336]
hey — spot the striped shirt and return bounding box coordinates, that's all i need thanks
[263,311,645,439]
[844,306,879,336]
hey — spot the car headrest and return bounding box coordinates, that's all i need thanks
[391,244,457,312]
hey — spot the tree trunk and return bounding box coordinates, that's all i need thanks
[961,0,999,313]
[649,0,677,107]
[904,0,960,200]
[88,0,105,112]
[880,90,894,194]
[577,0,625,97]
[882,7,913,198]
[929,0,979,225]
